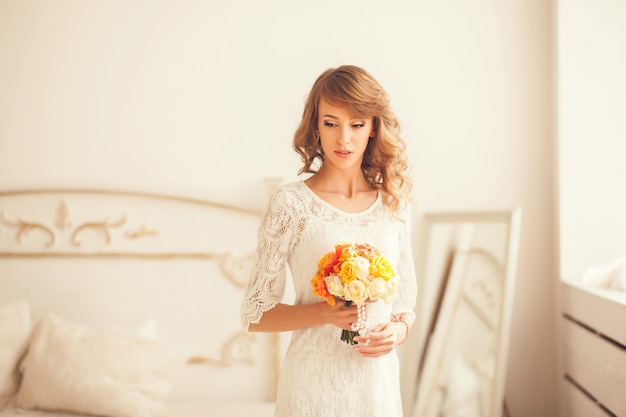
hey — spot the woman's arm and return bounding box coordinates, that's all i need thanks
[241,188,298,331]
[248,299,358,333]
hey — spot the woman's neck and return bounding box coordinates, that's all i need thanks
[304,172,377,213]
[305,166,372,199]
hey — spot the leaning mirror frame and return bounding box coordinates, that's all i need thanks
[409,210,522,417]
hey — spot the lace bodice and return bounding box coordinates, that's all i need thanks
[241,181,418,417]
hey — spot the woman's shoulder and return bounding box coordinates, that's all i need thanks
[378,194,413,224]
[272,180,307,200]
[278,180,306,192]
[264,181,308,210]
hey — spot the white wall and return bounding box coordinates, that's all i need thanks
[557,0,626,279]
[0,1,557,416]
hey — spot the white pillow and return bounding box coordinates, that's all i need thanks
[0,301,31,408]
[14,314,186,417]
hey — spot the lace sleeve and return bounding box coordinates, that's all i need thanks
[392,208,418,327]
[240,188,301,331]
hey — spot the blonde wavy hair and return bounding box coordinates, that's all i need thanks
[293,65,412,215]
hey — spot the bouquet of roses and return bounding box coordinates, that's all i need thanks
[310,242,398,345]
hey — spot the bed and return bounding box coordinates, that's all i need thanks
[0,189,278,417]
[560,277,626,417]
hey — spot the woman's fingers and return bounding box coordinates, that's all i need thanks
[353,324,397,357]
[327,299,358,330]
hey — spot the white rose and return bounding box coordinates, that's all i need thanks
[344,279,369,305]
[354,256,371,280]
[324,275,344,298]
[382,278,399,304]
[368,277,388,301]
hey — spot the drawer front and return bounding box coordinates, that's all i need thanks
[561,282,626,346]
[562,378,611,417]
[562,318,626,416]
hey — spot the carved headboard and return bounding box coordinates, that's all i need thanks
[0,188,279,404]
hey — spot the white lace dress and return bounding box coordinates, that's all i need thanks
[241,181,418,417]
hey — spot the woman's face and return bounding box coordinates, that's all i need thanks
[316,98,374,172]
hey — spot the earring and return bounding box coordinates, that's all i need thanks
[317,135,320,142]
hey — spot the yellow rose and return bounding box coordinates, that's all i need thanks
[338,259,359,284]
[344,279,369,305]
[369,256,395,280]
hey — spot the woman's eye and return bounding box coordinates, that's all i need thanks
[353,123,365,128]
[324,121,336,127]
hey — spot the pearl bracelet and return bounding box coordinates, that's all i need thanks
[391,313,410,345]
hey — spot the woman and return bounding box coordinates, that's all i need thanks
[241,65,417,417]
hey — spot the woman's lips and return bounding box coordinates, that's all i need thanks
[334,150,352,158]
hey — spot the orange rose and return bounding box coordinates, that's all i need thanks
[311,272,328,297]
[311,272,336,305]
[338,244,358,263]
[318,252,338,275]
[354,243,379,260]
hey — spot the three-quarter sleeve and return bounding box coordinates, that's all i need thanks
[240,188,300,331]
[391,208,418,327]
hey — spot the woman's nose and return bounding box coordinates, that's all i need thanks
[337,127,351,145]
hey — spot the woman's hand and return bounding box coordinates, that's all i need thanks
[352,321,407,357]
[320,299,358,331]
